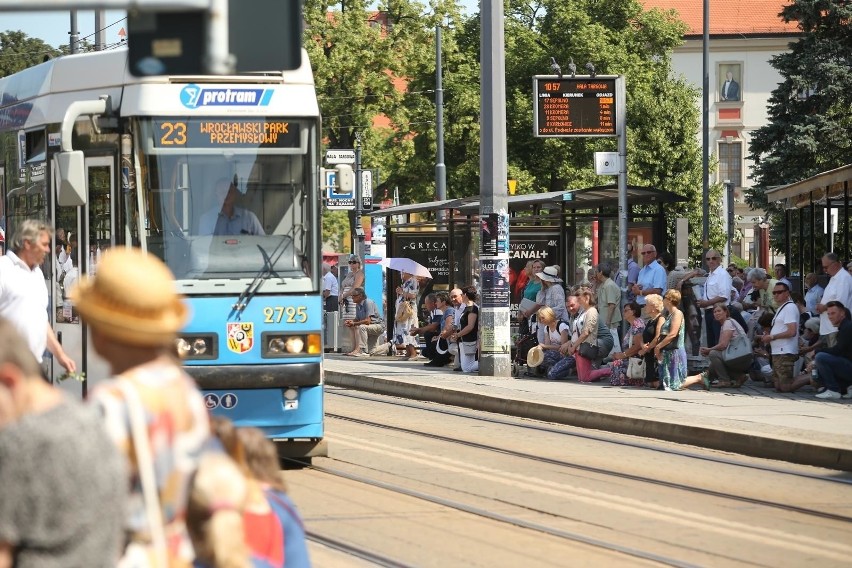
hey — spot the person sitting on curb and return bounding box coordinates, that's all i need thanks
[813,301,852,399]
[412,293,442,363]
[344,287,384,357]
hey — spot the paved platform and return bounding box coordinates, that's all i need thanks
[324,355,852,471]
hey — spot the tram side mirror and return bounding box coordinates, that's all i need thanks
[56,151,88,206]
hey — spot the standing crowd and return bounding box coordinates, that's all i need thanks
[0,221,311,567]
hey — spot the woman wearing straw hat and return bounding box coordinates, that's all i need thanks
[525,266,567,344]
[71,248,213,567]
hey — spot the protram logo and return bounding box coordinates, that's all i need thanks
[180,84,273,109]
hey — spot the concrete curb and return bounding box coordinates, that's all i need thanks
[325,370,852,471]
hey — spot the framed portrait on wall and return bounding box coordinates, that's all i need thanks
[718,63,742,102]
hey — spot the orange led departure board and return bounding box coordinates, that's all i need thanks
[533,77,617,137]
[151,118,301,148]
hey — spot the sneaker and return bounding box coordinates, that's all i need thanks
[353,351,370,358]
[815,389,841,400]
[842,391,852,400]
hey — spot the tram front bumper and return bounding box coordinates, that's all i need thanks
[186,362,321,390]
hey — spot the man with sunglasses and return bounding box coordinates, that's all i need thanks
[816,252,852,348]
[696,250,732,347]
[630,244,666,306]
[760,282,799,391]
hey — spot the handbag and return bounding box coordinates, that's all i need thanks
[116,381,169,568]
[723,333,752,363]
[627,357,646,380]
[578,342,600,359]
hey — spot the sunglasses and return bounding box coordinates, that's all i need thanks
[348,261,358,264]
[772,290,787,295]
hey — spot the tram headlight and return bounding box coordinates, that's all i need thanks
[175,334,217,360]
[262,333,322,357]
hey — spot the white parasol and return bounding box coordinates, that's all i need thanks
[381,257,432,279]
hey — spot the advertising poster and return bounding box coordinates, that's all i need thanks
[508,231,560,312]
[479,257,510,309]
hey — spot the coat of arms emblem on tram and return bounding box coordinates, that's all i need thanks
[227,322,254,354]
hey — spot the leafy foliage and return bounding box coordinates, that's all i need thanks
[0,31,61,78]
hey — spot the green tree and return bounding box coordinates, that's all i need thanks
[0,31,61,77]
[502,0,720,259]
[747,0,852,251]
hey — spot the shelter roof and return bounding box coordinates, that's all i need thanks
[765,164,852,209]
[367,184,686,217]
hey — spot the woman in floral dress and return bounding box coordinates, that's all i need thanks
[655,289,688,391]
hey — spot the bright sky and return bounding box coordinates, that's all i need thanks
[2,10,128,49]
[3,4,479,51]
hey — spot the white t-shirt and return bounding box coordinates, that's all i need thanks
[0,251,49,362]
[820,269,852,335]
[769,301,799,355]
[704,265,732,306]
[322,271,339,296]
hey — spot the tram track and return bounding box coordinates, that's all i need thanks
[305,531,413,568]
[298,460,703,568]
[327,387,852,487]
[326,408,852,525]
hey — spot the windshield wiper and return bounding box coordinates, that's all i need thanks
[229,238,292,320]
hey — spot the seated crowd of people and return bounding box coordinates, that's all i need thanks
[339,248,852,399]
[513,249,852,398]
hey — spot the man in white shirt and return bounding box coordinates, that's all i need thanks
[760,282,799,392]
[696,249,732,347]
[0,220,76,374]
[321,262,339,311]
[816,252,852,347]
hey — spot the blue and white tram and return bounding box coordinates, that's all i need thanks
[0,48,326,458]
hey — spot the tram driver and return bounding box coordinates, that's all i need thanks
[198,178,265,236]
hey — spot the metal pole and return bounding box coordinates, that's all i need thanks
[701,0,710,263]
[69,11,79,54]
[435,25,446,212]
[725,180,733,261]
[354,133,365,260]
[617,76,628,292]
[205,0,235,74]
[94,10,106,50]
[479,0,511,377]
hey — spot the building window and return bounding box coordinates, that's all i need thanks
[718,141,742,187]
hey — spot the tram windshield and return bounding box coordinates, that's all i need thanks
[135,117,318,293]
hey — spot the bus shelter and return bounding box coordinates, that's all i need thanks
[766,163,852,292]
[366,184,686,317]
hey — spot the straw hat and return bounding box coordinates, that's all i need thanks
[71,248,189,347]
[526,345,545,368]
[535,266,562,283]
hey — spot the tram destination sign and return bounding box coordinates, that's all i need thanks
[151,118,301,148]
[533,76,617,137]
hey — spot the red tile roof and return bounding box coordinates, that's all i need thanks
[641,0,801,35]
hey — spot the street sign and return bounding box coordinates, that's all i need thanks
[361,170,373,210]
[325,149,356,164]
[323,168,355,210]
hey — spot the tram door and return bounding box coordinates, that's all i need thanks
[52,155,115,398]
